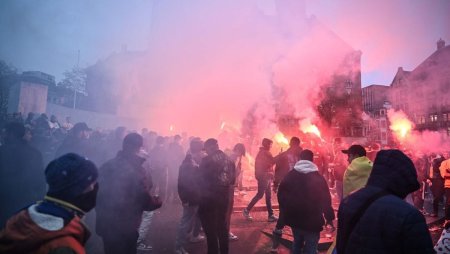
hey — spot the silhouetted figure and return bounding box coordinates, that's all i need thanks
[96,133,161,254]
[198,138,236,254]
[55,122,92,158]
[149,136,169,201]
[243,138,278,222]
[167,135,185,202]
[278,149,334,254]
[175,138,205,253]
[0,153,99,253]
[336,150,434,254]
[272,137,302,250]
[0,122,45,227]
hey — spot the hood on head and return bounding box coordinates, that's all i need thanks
[293,160,318,174]
[367,149,420,198]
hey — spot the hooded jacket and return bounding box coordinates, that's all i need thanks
[0,204,89,254]
[343,156,373,197]
[277,160,335,232]
[336,150,434,254]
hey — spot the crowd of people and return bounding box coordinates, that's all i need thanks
[0,113,449,254]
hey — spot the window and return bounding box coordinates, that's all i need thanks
[381,132,387,141]
[443,113,449,122]
[430,114,438,122]
[418,116,426,124]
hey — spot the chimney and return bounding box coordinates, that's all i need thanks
[437,38,445,50]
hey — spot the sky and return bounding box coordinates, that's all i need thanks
[0,0,448,86]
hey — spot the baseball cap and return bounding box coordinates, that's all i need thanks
[342,144,366,156]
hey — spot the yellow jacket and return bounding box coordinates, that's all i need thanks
[327,156,373,254]
[440,159,450,188]
[343,156,373,198]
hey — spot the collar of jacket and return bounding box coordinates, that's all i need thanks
[117,150,146,167]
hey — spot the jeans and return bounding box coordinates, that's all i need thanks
[431,178,444,214]
[445,188,450,220]
[246,178,273,216]
[291,228,320,254]
[137,211,153,244]
[199,193,232,254]
[175,205,201,248]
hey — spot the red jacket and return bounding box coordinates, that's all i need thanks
[0,206,89,254]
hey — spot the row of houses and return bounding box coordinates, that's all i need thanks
[362,39,450,145]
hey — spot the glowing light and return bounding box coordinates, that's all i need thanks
[300,119,322,139]
[274,131,289,146]
[220,121,226,130]
[387,110,414,140]
[169,124,174,132]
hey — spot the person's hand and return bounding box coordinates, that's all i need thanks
[325,221,335,232]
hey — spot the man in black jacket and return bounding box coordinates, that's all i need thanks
[198,138,236,254]
[336,150,434,254]
[278,149,334,254]
[272,136,302,251]
[96,133,161,254]
[243,138,278,222]
[175,138,205,254]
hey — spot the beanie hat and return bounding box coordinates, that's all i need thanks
[45,153,98,200]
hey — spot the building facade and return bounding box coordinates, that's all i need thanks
[389,39,450,135]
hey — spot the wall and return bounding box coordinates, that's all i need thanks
[46,103,142,131]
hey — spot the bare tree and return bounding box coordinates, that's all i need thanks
[0,60,18,123]
[58,67,87,108]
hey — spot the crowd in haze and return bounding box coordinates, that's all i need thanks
[0,113,449,254]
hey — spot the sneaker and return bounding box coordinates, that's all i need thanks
[269,247,279,253]
[174,247,189,254]
[229,232,238,241]
[268,215,278,222]
[189,235,205,243]
[137,242,152,251]
[243,208,253,221]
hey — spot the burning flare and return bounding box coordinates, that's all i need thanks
[387,109,414,140]
[300,119,322,139]
[274,131,289,146]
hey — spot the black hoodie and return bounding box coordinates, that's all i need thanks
[336,149,434,254]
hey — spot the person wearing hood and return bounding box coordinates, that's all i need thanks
[0,153,99,254]
[335,150,434,254]
[95,133,162,254]
[277,149,335,254]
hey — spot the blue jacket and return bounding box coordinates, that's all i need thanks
[336,150,434,254]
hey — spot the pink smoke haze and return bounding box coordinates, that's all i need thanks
[388,109,450,153]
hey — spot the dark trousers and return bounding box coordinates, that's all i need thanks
[431,179,445,214]
[445,188,450,220]
[246,178,273,216]
[102,230,138,254]
[199,195,231,254]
